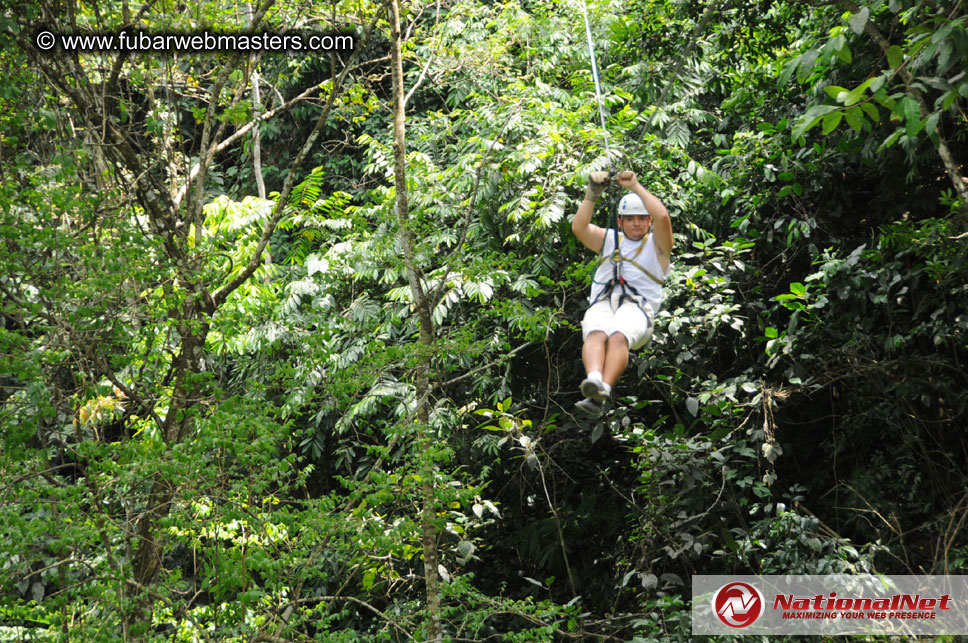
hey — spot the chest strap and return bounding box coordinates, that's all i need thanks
[595,233,667,286]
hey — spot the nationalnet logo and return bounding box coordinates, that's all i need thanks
[774,589,951,620]
[693,575,968,635]
[712,581,765,628]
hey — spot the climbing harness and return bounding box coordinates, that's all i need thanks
[590,230,666,319]
[580,0,612,159]
[597,232,667,288]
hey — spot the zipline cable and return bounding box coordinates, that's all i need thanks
[579,0,612,162]
[579,0,621,264]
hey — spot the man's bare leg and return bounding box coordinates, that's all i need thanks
[582,330,607,376]
[577,331,611,415]
[602,332,629,386]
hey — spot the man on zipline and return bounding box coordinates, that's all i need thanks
[572,170,673,416]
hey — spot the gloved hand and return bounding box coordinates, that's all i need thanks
[584,171,610,202]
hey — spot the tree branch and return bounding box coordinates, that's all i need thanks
[212,0,391,306]
[276,595,416,642]
[171,81,327,209]
[436,342,534,388]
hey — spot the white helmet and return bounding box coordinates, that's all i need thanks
[618,193,648,216]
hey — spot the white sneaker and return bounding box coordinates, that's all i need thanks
[575,397,603,417]
[580,378,609,402]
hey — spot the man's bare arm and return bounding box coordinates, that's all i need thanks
[616,171,673,266]
[572,172,609,252]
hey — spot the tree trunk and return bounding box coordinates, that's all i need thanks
[250,64,273,276]
[251,67,267,201]
[388,0,443,638]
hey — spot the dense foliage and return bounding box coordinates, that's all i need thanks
[1,0,966,640]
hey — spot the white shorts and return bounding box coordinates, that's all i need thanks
[581,296,655,350]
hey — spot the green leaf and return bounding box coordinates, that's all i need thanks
[879,128,903,151]
[849,8,869,35]
[920,76,951,92]
[874,89,896,110]
[887,45,904,70]
[835,42,853,64]
[825,85,850,101]
[845,106,864,132]
[937,41,954,73]
[825,34,846,64]
[686,397,699,417]
[942,90,957,111]
[790,282,806,297]
[753,483,772,498]
[457,540,476,562]
[797,48,820,83]
[239,590,265,605]
[821,111,843,135]
[778,55,801,87]
[924,111,940,135]
[792,104,837,139]
[861,102,880,123]
[844,82,869,106]
[902,97,923,137]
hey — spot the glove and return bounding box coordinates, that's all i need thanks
[584,171,610,201]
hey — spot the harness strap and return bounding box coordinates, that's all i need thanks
[593,233,667,287]
[619,256,667,287]
[589,229,666,324]
[590,276,655,321]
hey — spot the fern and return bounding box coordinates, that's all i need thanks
[287,166,326,214]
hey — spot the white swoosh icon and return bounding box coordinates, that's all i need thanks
[717,585,760,626]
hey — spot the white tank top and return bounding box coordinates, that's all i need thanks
[589,232,670,313]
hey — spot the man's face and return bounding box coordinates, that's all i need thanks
[618,214,652,241]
